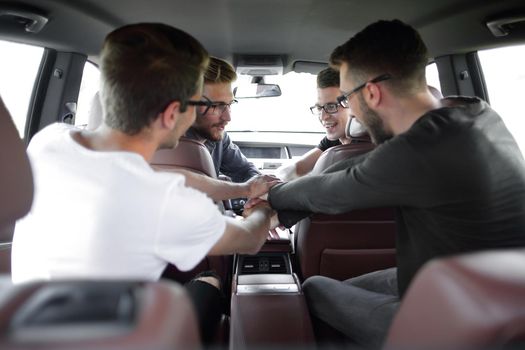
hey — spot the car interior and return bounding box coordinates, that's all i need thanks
[0,0,525,349]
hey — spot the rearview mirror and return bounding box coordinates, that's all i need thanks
[233,83,282,99]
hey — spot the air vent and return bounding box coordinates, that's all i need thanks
[268,256,287,273]
[241,257,261,274]
[240,255,287,274]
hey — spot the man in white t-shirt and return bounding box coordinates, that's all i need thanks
[12,23,274,343]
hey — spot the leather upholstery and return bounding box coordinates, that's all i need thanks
[311,140,373,174]
[0,97,34,274]
[296,142,397,281]
[0,280,201,350]
[0,97,33,241]
[151,136,216,178]
[230,292,315,347]
[385,249,525,349]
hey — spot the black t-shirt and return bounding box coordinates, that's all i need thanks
[317,136,341,152]
[269,97,525,296]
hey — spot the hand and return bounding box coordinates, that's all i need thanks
[244,197,266,211]
[268,223,285,239]
[242,198,273,218]
[269,213,281,230]
[245,174,281,199]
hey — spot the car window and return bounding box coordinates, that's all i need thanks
[75,61,100,129]
[426,62,441,94]
[0,40,44,138]
[229,72,320,136]
[478,44,525,153]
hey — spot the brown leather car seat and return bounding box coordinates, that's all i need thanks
[0,280,201,350]
[151,138,232,287]
[385,249,525,349]
[152,136,216,178]
[295,141,397,281]
[0,97,34,274]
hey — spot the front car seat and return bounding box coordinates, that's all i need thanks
[151,138,232,286]
[294,141,397,281]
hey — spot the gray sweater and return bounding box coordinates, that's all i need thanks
[269,97,525,296]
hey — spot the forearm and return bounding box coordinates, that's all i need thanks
[209,207,272,255]
[269,169,358,214]
[268,171,358,228]
[295,148,322,176]
[175,169,248,201]
[237,207,272,254]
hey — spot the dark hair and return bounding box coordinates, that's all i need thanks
[317,67,340,89]
[204,56,237,84]
[330,19,428,95]
[100,23,209,135]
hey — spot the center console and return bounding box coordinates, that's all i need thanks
[229,229,315,348]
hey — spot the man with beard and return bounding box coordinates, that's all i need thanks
[254,19,525,348]
[185,57,260,183]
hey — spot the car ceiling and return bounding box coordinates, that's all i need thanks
[0,0,524,71]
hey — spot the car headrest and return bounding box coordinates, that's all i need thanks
[151,137,217,178]
[0,96,33,240]
[428,85,444,99]
[311,142,374,175]
[345,117,368,139]
[86,91,103,131]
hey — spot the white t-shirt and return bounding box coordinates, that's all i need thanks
[12,123,226,284]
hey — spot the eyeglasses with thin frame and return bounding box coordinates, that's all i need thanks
[336,74,391,108]
[309,102,348,116]
[187,96,238,116]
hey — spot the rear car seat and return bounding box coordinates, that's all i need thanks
[385,248,525,349]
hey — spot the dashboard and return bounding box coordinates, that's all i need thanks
[229,131,322,175]
[236,144,312,174]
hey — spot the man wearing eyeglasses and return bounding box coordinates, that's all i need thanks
[185,57,260,183]
[13,23,276,345]
[254,19,525,348]
[275,67,368,181]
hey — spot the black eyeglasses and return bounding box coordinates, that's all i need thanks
[336,74,391,108]
[309,102,347,116]
[188,96,238,116]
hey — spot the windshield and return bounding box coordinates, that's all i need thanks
[229,72,323,133]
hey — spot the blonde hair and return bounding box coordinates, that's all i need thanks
[204,57,237,84]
